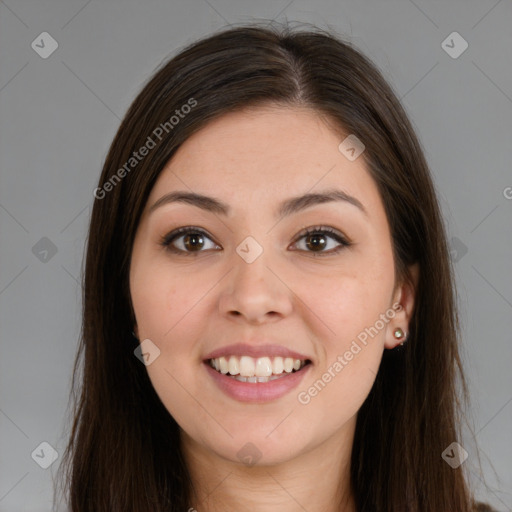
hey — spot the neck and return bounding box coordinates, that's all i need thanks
[181,422,357,512]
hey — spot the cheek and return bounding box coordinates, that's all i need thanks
[293,279,390,434]
[303,253,395,349]
[326,279,394,345]
[131,259,204,339]
[294,250,394,408]
[131,263,212,427]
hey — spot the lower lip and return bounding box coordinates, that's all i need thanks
[204,362,311,403]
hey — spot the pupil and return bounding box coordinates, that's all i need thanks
[184,233,204,251]
[306,234,326,251]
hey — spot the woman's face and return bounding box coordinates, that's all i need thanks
[129,106,416,466]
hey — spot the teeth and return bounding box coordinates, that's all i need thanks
[239,356,255,377]
[273,356,284,374]
[255,357,272,377]
[235,374,289,383]
[209,355,308,378]
[283,357,294,373]
[218,356,228,374]
[228,356,239,375]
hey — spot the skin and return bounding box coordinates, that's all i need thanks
[129,106,418,511]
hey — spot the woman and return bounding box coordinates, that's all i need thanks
[56,23,494,511]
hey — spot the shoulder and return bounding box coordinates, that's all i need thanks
[473,502,498,512]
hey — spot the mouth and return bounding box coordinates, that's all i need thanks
[202,343,313,402]
[207,355,311,383]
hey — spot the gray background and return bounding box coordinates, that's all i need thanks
[1,0,511,510]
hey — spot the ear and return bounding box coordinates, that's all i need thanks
[133,324,139,340]
[384,263,419,349]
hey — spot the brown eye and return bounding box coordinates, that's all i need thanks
[305,233,328,252]
[292,226,350,256]
[161,227,220,255]
[182,232,205,251]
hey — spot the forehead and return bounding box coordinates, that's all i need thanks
[146,106,382,217]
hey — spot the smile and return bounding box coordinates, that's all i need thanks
[204,355,312,403]
[209,355,309,382]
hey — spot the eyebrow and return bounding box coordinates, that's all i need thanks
[149,188,368,219]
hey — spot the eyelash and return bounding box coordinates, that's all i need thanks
[159,225,351,257]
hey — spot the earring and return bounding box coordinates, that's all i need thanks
[393,327,407,346]
[131,330,139,342]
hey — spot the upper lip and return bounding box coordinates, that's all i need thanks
[203,343,312,362]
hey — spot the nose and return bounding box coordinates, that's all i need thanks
[218,250,293,325]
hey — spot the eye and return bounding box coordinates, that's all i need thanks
[291,226,351,256]
[160,225,351,257]
[160,227,220,255]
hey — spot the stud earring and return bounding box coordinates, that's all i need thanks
[393,327,407,346]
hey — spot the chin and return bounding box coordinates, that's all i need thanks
[203,426,313,468]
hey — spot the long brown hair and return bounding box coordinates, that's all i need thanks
[56,22,482,511]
